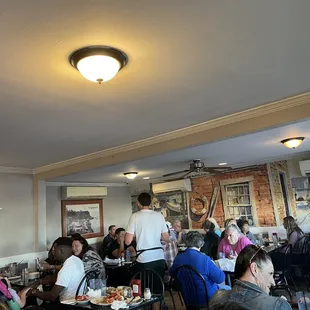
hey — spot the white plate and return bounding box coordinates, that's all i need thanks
[129,300,143,306]
[126,297,143,306]
[90,297,111,306]
[103,259,119,265]
[61,298,76,305]
[76,300,90,305]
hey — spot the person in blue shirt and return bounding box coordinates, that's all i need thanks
[240,220,257,245]
[170,231,230,305]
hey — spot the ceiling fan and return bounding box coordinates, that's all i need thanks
[162,159,232,178]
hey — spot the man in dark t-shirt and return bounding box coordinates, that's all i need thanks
[108,228,136,259]
[98,225,116,259]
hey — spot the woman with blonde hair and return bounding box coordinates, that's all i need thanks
[283,216,305,252]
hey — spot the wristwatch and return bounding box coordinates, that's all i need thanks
[31,289,38,296]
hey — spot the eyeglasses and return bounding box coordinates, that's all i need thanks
[249,246,262,264]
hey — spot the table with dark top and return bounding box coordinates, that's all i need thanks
[42,297,163,310]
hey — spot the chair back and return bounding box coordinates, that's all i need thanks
[173,264,209,310]
[283,244,292,272]
[130,268,164,304]
[75,270,105,297]
[201,244,218,260]
[302,235,310,254]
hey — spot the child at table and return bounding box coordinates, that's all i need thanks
[0,277,30,309]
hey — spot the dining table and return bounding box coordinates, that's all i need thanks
[41,296,163,310]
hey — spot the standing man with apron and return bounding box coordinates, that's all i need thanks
[125,192,169,310]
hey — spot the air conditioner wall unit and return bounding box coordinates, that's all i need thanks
[62,186,107,199]
[152,179,192,194]
[299,160,310,177]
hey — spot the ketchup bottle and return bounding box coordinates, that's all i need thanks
[132,279,141,297]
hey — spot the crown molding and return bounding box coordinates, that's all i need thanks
[34,92,310,180]
[0,166,34,174]
[46,182,128,187]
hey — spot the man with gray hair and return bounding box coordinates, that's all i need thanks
[170,231,230,305]
[171,220,185,243]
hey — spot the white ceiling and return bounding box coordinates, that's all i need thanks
[51,118,310,183]
[1,1,310,168]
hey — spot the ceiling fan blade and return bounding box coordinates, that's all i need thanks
[203,168,231,174]
[182,171,193,178]
[230,165,262,171]
[203,166,233,170]
[163,170,191,177]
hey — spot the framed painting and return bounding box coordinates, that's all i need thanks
[61,199,104,239]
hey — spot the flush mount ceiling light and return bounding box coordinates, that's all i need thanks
[69,46,128,84]
[123,172,138,180]
[281,137,305,149]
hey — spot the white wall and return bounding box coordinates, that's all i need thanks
[287,152,310,178]
[46,185,132,248]
[0,173,34,258]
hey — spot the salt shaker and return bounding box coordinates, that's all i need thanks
[144,288,151,300]
[127,287,133,298]
[123,287,128,298]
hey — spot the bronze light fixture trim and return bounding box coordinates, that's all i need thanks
[280,137,305,149]
[69,46,128,84]
[123,172,138,180]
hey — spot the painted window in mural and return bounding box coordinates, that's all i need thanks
[225,182,254,225]
[291,177,310,225]
[153,191,189,229]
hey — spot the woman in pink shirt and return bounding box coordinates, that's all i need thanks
[218,224,253,258]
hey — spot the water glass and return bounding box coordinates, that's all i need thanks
[219,252,225,259]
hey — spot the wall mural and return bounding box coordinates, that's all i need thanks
[130,189,190,229]
[153,191,189,229]
[189,185,220,228]
[291,176,310,225]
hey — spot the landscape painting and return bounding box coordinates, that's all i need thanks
[61,199,104,239]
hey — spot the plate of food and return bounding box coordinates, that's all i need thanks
[75,295,90,305]
[126,296,143,306]
[91,295,124,306]
[90,296,112,306]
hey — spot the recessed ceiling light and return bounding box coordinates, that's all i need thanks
[69,46,128,84]
[123,172,138,180]
[143,177,150,180]
[281,137,305,149]
[218,162,227,166]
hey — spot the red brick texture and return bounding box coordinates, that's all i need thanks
[190,164,277,229]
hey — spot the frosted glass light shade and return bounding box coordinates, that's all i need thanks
[124,172,138,180]
[77,55,121,83]
[70,46,128,84]
[281,137,304,149]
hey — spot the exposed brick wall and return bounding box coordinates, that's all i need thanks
[190,164,276,229]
